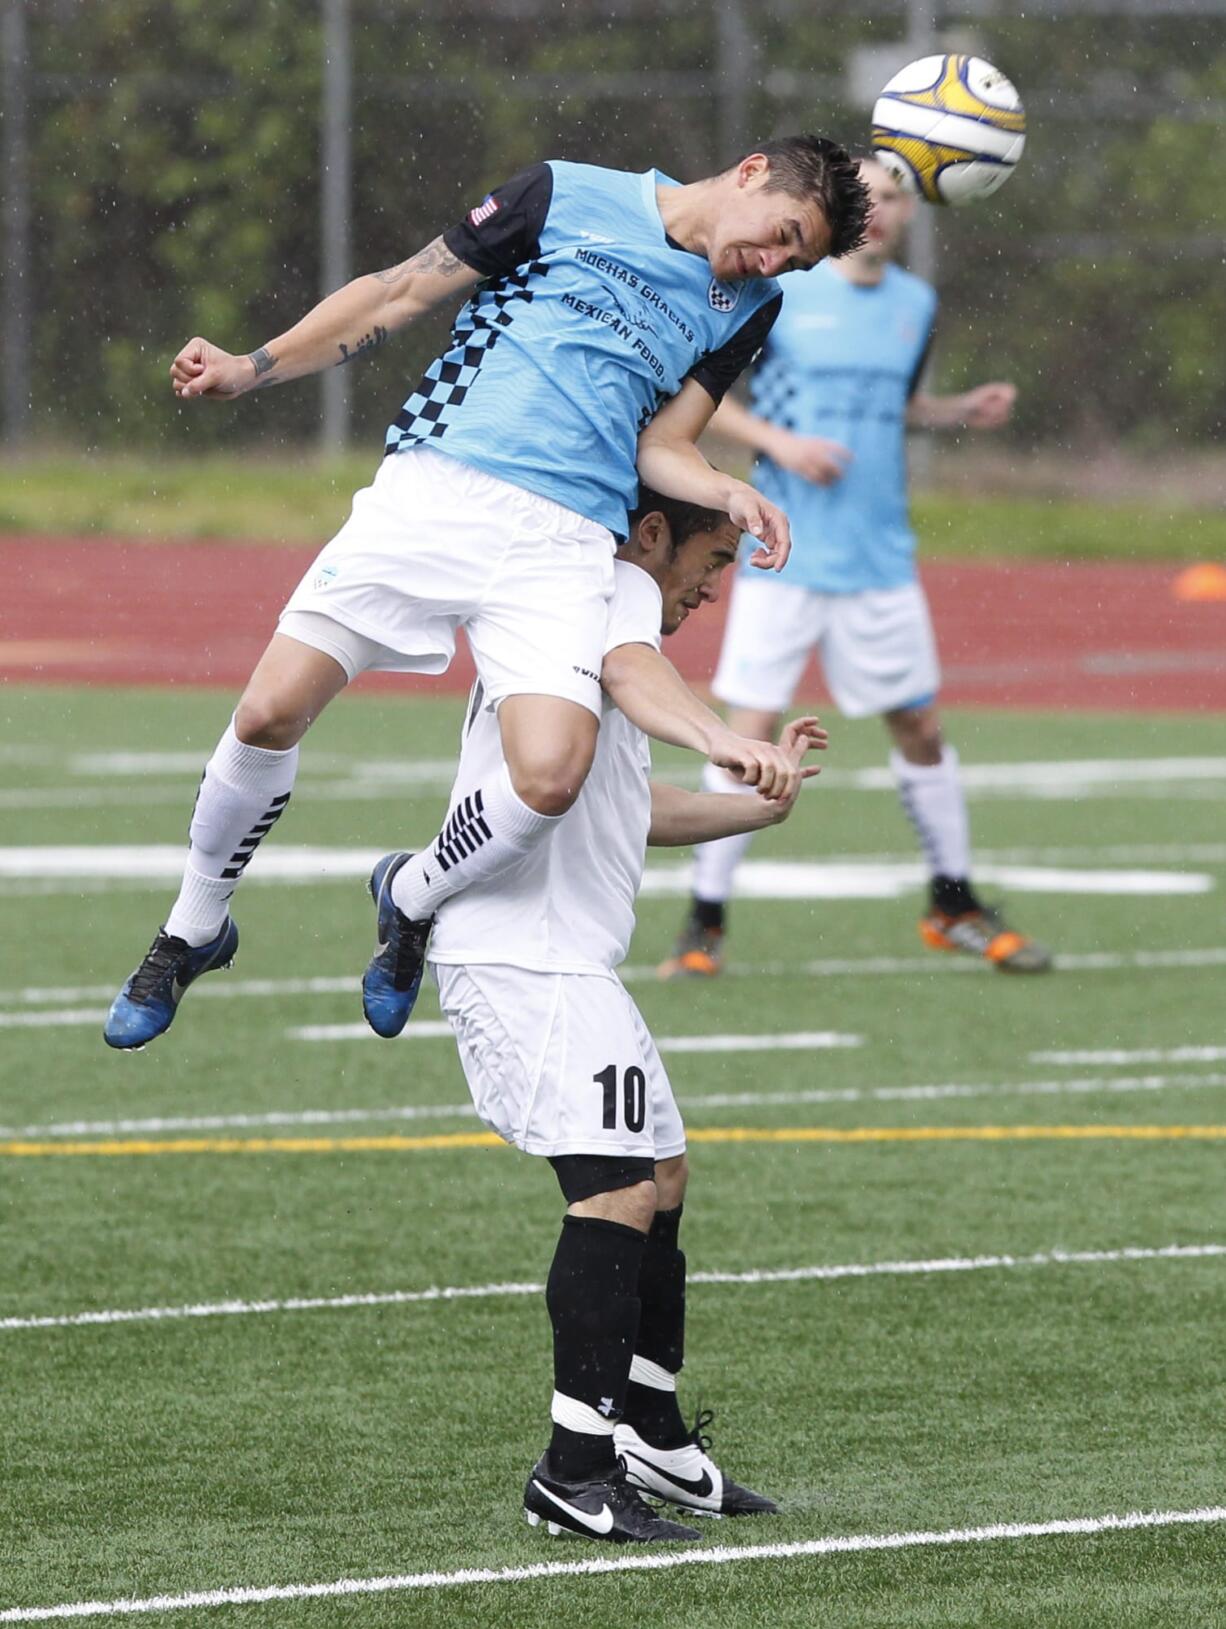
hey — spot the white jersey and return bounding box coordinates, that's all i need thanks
[429,559,662,975]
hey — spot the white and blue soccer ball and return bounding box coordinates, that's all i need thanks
[871,54,1026,206]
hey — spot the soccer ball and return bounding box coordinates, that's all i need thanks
[871,54,1025,206]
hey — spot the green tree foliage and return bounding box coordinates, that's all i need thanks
[13,0,1226,453]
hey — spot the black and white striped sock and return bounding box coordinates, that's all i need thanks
[164,719,298,946]
[390,761,558,920]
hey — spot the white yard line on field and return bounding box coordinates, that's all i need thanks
[2,1505,1225,1621]
[285,1024,863,1048]
[1032,1045,1226,1066]
[66,752,361,776]
[0,1009,863,1052]
[4,946,1226,1018]
[28,749,1226,789]
[4,1071,1226,1142]
[679,1071,1226,1110]
[0,1102,484,1138]
[0,1009,115,1030]
[638,862,1212,898]
[660,1031,864,1053]
[0,848,1212,898]
[288,1020,462,1041]
[1,1243,1221,1335]
[0,976,357,1007]
[624,945,1226,980]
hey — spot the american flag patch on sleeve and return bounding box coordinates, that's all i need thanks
[468,195,501,227]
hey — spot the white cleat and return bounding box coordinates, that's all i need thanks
[614,1415,779,1517]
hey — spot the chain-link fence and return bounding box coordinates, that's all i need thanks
[3,0,1224,469]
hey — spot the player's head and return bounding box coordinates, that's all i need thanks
[853,155,916,263]
[706,136,870,282]
[622,488,741,634]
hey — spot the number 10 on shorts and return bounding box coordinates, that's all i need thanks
[594,1064,647,1133]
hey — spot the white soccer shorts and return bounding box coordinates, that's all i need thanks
[432,962,686,1163]
[713,573,941,719]
[279,447,615,718]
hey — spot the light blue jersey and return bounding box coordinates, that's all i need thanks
[386,162,781,539]
[744,260,937,593]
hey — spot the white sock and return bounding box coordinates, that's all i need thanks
[391,761,559,919]
[165,864,240,948]
[164,719,299,946]
[690,762,758,906]
[890,745,971,883]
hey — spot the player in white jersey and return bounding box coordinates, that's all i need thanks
[105,139,870,1052]
[418,489,824,1544]
[662,158,1051,979]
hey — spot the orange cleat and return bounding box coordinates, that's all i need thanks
[657,919,724,980]
[919,905,1052,972]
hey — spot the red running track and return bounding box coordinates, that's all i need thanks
[4,535,1226,711]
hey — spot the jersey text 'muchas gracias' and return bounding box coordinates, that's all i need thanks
[386,162,782,539]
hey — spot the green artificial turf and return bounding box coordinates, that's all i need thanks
[1,687,1224,1625]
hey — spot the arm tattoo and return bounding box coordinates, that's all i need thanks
[374,237,467,285]
[247,346,277,380]
[337,324,389,366]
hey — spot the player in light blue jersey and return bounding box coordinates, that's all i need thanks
[663,158,1052,978]
[105,139,871,1050]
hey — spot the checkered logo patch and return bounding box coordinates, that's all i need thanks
[708,278,740,313]
[468,195,500,227]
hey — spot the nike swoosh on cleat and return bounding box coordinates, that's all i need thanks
[531,1481,614,1535]
[170,978,189,1006]
[624,1453,713,1500]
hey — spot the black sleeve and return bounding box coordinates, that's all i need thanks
[907,313,937,400]
[686,293,783,405]
[442,163,554,279]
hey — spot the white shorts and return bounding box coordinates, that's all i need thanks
[432,962,686,1163]
[279,447,615,717]
[712,573,940,719]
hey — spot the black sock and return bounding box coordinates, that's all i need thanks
[692,897,725,932]
[931,874,982,917]
[546,1213,645,1482]
[624,1205,690,1449]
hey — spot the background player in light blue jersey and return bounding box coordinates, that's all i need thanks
[663,157,1052,978]
[105,140,870,1050]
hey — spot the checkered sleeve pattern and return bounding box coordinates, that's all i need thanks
[750,354,800,433]
[386,262,551,453]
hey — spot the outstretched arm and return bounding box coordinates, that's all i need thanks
[170,237,483,401]
[636,379,793,571]
[647,716,826,845]
[601,640,804,802]
[906,382,1016,431]
[709,394,851,487]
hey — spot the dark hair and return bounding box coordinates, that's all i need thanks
[628,486,729,554]
[748,134,871,259]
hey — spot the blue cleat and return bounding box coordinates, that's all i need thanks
[104,919,239,1050]
[362,852,433,1038]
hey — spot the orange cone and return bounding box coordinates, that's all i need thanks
[1172,563,1226,602]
